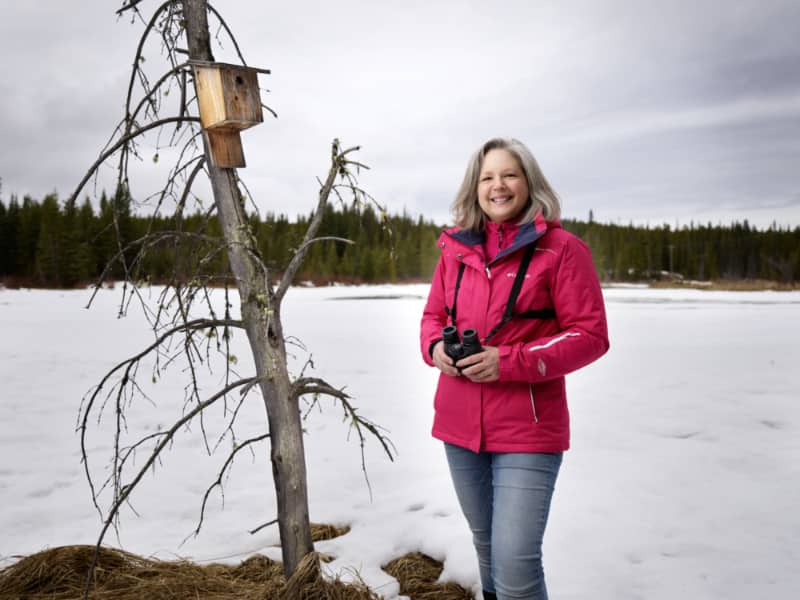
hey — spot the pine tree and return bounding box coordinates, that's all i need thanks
[35,194,63,286]
[62,196,92,286]
[17,196,42,279]
[0,200,8,277]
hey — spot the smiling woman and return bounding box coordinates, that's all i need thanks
[420,137,609,600]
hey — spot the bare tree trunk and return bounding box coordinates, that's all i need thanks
[182,0,313,576]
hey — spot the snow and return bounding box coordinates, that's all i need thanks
[1,284,798,599]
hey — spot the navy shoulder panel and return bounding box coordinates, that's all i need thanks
[447,228,484,246]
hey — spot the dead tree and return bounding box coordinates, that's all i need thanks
[75,0,392,594]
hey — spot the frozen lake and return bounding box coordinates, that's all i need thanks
[1,284,798,599]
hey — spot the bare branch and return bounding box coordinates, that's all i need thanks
[261,102,278,119]
[249,519,278,535]
[124,1,179,119]
[292,377,395,499]
[82,376,257,599]
[79,318,244,511]
[293,236,355,256]
[177,68,188,127]
[186,433,270,542]
[116,0,151,15]
[275,140,343,302]
[128,62,191,133]
[70,116,201,205]
[344,160,371,171]
[339,145,362,157]
[207,3,247,66]
[85,230,221,308]
[235,172,260,216]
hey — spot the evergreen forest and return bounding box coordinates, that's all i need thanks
[1,190,798,289]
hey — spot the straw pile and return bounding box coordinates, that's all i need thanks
[382,552,474,600]
[0,525,473,599]
[310,523,350,543]
[0,545,374,599]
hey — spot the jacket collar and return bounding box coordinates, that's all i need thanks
[445,212,555,264]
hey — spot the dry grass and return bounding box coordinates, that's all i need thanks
[0,545,376,600]
[0,541,474,599]
[382,552,474,600]
[0,518,474,600]
[310,523,351,542]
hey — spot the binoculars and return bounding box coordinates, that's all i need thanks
[442,326,482,362]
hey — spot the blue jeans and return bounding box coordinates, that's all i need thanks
[444,443,563,600]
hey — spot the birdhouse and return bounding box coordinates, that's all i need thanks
[192,61,269,168]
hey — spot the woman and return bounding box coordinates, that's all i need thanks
[420,138,609,600]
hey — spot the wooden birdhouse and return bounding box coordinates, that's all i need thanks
[192,61,269,168]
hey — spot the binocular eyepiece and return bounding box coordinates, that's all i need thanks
[442,326,482,362]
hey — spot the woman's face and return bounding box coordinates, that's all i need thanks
[477,148,529,224]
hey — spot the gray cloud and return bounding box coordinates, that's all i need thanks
[1,0,798,230]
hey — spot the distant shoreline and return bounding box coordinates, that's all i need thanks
[642,279,800,292]
[2,277,799,293]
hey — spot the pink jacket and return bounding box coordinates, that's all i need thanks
[420,214,609,453]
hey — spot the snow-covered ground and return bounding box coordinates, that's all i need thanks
[1,284,798,599]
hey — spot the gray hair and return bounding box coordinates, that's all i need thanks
[451,137,561,231]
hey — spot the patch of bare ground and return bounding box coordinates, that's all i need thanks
[648,279,799,291]
[382,552,474,600]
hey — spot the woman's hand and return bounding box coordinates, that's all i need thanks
[432,340,460,377]
[457,346,500,383]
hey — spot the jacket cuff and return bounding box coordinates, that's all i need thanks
[424,338,442,366]
[497,344,514,380]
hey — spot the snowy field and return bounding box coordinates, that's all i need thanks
[1,284,798,599]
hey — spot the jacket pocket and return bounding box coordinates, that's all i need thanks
[528,384,539,423]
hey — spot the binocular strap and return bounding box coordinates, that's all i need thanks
[484,242,538,341]
[446,242,552,341]
[445,261,467,326]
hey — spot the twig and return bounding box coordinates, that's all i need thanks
[292,376,395,499]
[249,519,278,535]
[79,318,244,514]
[207,3,247,66]
[186,433,270,542]
[275,140,348,302]
[82,377,257,599]
[70,116,201,205]
[116,0,152,16]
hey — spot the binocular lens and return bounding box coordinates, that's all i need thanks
[461,329,478,344]
[442,326,460,344]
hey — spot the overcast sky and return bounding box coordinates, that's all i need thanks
[1,0,799,229]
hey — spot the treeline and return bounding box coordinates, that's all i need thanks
[565,218,800,282]
[1,191,799,288]
[0,191,442,288]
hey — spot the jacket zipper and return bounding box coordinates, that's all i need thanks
[529,384,539,423]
